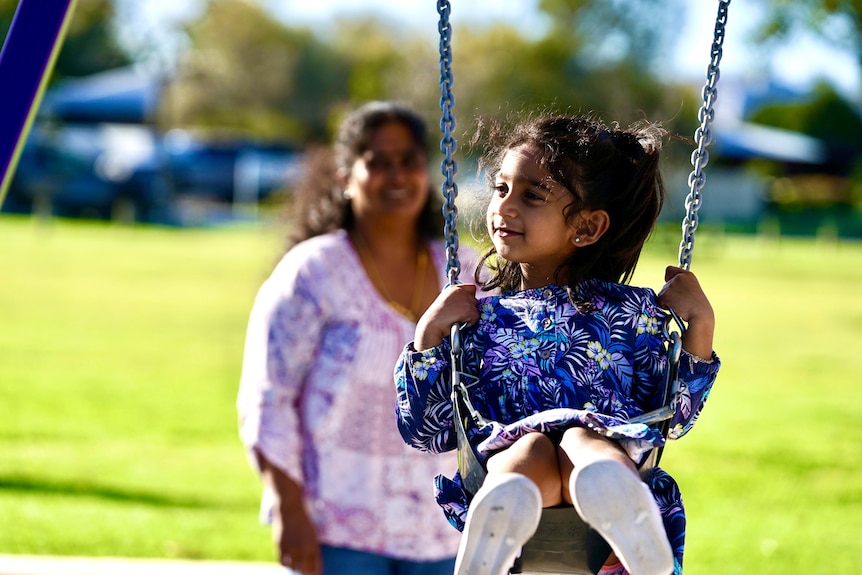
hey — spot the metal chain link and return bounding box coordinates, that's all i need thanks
[679,0,731,270]
[437,0,461,285]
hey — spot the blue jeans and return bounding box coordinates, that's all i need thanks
[302,545,455,575]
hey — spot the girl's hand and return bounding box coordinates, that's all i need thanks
[414,284,480,351]
[656,266,715,359]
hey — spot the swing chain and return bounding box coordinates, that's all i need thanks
[679,0,731,271]
[437,0,460,286]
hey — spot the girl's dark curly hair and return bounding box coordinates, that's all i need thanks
[286,101,444,251]
[475,113,666,292]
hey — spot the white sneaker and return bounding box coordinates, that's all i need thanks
[454,472,543,575]
[571,460,674,575]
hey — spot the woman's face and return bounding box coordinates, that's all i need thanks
[344,121,430,224]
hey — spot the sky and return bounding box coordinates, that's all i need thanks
[115,0,861,102]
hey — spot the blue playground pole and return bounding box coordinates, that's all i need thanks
[0,0,78,206]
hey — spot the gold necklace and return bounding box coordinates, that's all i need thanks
[351,230,427,322]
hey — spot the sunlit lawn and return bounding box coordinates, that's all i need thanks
[1,215,861,573]
[0,216,280,559]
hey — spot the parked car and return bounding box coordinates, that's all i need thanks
[162,129,301,204]
[3,122,175,223]
[2,123,301,223]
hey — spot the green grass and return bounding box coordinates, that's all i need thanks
[0,216,281,559]
[2,216,862,572]
[637,230,862,573]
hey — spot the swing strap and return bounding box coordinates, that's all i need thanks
[449,324,488,496]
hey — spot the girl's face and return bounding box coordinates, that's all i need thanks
[486,144,580,288]
[344,121,430,225]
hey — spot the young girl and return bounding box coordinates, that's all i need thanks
[395,114,719,575]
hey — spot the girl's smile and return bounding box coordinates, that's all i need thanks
[492,226,523,238]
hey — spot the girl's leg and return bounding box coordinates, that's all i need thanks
[455,433,554,575]
[556,427,638,505]
[486,431,563,507]
[556,427,673,575]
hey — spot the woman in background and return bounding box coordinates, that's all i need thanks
[238,101,473,575]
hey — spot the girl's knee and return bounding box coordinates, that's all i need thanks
[487,432,556,473]
[511,432,558,462]
[560,426,603,446]
[486,432,564,506]
[559,427,637,474]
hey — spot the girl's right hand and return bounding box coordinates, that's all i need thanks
[414,284,480,351]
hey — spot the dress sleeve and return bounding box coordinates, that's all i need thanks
[394,341,457,454]
[629,288,673,413]
[236,255,323,485]
[667,348,720,440]
[629,286,720,440]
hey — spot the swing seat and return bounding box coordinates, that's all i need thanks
[510,506,611,574]
[451,326,683,575]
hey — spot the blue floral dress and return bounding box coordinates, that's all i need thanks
[395,279,720,575]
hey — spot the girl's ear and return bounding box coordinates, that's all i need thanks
[571,209,610,247]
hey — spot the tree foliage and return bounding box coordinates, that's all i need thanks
[4,0,857,154]
[751,82,862,148]
[162,0,348,142]
[752,0,861,72]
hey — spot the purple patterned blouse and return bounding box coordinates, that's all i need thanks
[238,229,467,561]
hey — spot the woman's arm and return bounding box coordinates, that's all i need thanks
[238,262,322,479]
[237,256,325,570]
[257,451,321,575]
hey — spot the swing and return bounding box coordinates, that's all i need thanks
[433,1,731,573]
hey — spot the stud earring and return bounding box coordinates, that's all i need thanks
[574,237,582,243]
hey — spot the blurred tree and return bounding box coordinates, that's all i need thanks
[757,0,860,54]
[56,0,131,77]
[447,22,689,141]
[536,0,686,73]
[743,1,861,89]
[0,0,14,42]
[750,82,862,158]
[0,0,131,81]
[161,0,348,142]
[325,16,438,130]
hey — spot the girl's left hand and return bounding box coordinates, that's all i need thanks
[657,266,715,359]
[656,266,712,323]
